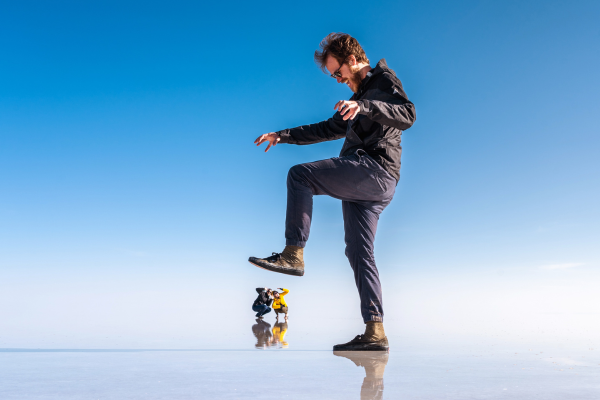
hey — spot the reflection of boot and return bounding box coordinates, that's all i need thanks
[333,322,389,351]
[334,351,388,400]
[248,246,304,276]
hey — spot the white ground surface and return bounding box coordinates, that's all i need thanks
[2,325,598,399]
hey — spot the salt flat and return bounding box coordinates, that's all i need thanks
[2,337,598,399]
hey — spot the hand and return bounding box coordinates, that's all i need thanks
[254,132,280,152]
[334,100,360,121]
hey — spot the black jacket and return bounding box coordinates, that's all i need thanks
[253,288,273,307]
[277,59,416,182]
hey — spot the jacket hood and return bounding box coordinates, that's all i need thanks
[357,59,395,94]
[370,58,396,78]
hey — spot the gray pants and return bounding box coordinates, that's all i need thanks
[285,150,396,322]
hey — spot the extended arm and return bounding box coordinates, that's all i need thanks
[277,112,348,145]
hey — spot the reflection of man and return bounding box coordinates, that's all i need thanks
[252,287,273,319]
[272,288,289,321]
[249,32,416,351]
[252,318,273,349]
[334,351,389,400]
[272,321,289,348]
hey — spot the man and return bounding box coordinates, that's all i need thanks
[252,287,273,319]
[272,288,289,321]
[248,33,416,351]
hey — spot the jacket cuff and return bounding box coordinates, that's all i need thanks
[357,100,371,116]
[277,129,294,144]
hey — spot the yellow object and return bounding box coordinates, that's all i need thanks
[272,288,289,309]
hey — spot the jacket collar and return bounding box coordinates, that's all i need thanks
[357,59,393,94]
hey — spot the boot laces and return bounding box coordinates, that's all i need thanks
[265,252,282,262]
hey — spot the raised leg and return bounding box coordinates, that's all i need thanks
[285,153,395,248]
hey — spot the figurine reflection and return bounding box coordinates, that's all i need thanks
[252,319,289,349]
[334,351,389,400]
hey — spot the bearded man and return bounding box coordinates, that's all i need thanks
[249,33,416,351]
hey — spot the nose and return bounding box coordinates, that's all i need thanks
[336,76,343,83]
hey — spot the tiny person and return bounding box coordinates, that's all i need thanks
[252,287,273,319]
[272,288,289,321]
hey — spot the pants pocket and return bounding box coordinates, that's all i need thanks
[374,172,386,192]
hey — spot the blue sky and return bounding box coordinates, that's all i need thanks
[1,0,599,348]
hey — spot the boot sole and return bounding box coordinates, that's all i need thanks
[332,340,389,352]
[332,345,389,351]
[248,258,304,277]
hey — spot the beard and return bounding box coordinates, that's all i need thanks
[342,65,363,93]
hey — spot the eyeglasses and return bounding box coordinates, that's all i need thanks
[330,63,344,79]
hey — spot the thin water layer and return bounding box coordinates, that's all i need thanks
[1,344,598,399]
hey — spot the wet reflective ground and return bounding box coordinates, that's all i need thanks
[2,314,599,399]
[2,343,598,399]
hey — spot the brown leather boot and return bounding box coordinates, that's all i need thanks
[364,321,386,341]
[333,321,389,351]
[248,245,304,276]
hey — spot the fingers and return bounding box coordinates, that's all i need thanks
[255,134,266,145]
[265,135,280,152]
[336,101,349,115]
[342,107,359,120]
[255,133,279,148]
[335,101,359,120]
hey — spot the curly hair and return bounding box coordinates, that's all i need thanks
[314,33,369,72]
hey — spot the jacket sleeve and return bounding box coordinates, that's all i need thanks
[280,289,289,307]
[277,112,348,145]
[256,288,264,294]
[357,75,416,131]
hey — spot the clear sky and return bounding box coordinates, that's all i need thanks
[1,0,599,349]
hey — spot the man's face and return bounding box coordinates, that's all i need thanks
[325,56,362,93]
